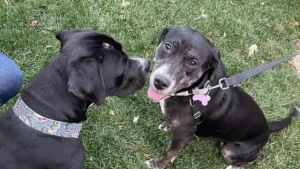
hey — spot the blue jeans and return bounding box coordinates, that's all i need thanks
[0,52,23,107]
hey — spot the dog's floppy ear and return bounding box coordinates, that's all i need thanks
[207,46,221,80]
[157,27,172,46]
[67,56,106,105]
[94,33,123,52]
[55,30,82,51]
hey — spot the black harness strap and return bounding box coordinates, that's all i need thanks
[189,95,206,125]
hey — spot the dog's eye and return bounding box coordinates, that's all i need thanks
[164,43,172,50]
[187,60,198,67]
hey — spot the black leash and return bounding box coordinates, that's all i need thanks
[190,53,299,125]
[222,53,299,89]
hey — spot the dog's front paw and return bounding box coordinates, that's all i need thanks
[158,121,169,132]
[225,165,244,169]
[145,158,160,169]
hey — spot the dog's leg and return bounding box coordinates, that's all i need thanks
[222,142,259,169]
[146,125,196,169]
[158,99,170,132]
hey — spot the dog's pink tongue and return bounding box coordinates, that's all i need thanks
[148,87,166,101]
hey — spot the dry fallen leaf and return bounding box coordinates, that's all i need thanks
[133,116,139,124]
[270,7,274,11]
[248,44,258,56]
[41,30,47,35]
[293,22,300,27]
[290,56,300,75]
[223,10,229,13]
[289,36,300,75]
[288,60,296,70]
[222,32,226,38]
[201,11,208,18]
[31,20,39,27]
[109,110,115,116]
[144,154,151,158]
[209,38,213,43]
[234,49,242,56]
[122,0,130,7]
[45,45,52,49]
[89,156,93,162]
[118,125,124,130]
[291,94,296,98]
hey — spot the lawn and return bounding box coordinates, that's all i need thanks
[1,0,300,168]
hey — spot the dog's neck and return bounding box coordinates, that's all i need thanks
[21,57,90,123]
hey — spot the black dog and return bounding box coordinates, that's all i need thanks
[146,26,299,169]
[0,29,149,169]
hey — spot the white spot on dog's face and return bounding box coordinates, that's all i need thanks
[153,43,163,62]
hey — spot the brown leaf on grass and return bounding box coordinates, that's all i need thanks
[223,10,229,13]
[293,22,300,27]
[118,125,124,130]
[109,110,115,116]
[288,60,296,70]
[209,38,213,43]
[291,94,296,98]
[89,156,93,162]
[270,7,274,11]
[45,45,52,49]
[290,36,300,75]
[122,0,130,7]
[31,20,39,27]
[290,56,300,75]
[144,154,151,158]
[268,49,275,56]
[248,44,258,56]
[41,30,47,35]
[234,49,242,56]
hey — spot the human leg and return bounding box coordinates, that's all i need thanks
[0,52,23,106]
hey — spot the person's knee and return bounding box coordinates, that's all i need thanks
[0,52,23,105]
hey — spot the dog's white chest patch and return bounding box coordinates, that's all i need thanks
[159,99,166,115]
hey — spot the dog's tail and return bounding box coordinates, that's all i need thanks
[268,104,300,133]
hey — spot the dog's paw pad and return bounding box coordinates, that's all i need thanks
[158,121,169,132]
[145,159,159,169]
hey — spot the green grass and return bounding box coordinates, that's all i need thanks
[1,0,300,168]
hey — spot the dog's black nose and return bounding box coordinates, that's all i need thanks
[154,75,170,90]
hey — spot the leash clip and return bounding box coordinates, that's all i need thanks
[219,78,229,90]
